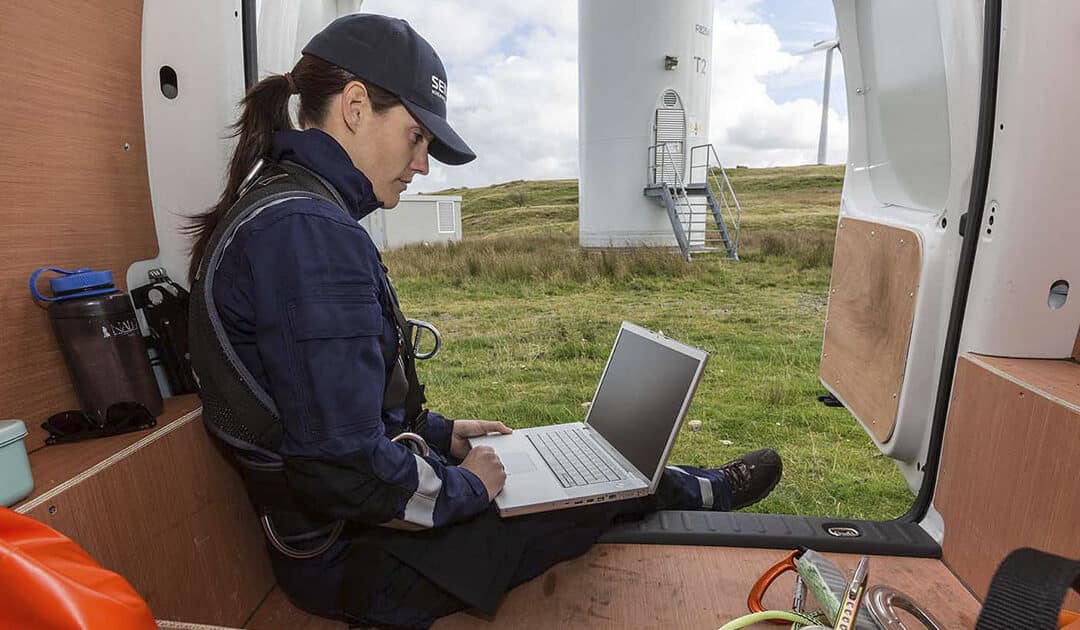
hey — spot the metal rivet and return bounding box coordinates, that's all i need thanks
[122,142,131,152]
[48,505,57,514]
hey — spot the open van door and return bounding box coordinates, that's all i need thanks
[820,0,985,495]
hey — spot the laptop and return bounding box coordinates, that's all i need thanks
[469,321,708,517]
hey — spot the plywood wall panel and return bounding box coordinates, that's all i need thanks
[937,354,1080,609]
[820,219,922,442]
[22,411,275,626]
[0,0,159,448]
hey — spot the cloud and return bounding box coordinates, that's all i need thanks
[358,1,846,190]
[362,0,578,190]
[708,3,848,166]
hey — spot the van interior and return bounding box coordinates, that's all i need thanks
[3,0,1078,627]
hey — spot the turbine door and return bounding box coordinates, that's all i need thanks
[822,0,978,487]
[653,90,686,185]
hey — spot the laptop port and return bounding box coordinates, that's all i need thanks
[608,495,617,499]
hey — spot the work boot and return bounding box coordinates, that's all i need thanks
[657,448,783,511]
[714,448,783,510]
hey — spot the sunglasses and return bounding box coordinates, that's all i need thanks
[41,402,157,446]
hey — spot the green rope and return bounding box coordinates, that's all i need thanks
[718,610,823,630]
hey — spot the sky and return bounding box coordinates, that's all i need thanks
[353,0,848,192]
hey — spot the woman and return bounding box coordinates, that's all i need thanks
[188,14,782,629]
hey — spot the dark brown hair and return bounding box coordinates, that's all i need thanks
[185,54,399,283]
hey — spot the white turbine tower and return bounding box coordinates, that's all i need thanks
[799,36,840,165]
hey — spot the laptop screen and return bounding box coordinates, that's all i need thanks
[586,326,704,481]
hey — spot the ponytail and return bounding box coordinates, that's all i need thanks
[185,55,401,284]
[185,73,294,284]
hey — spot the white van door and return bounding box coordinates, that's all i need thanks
[821,0,985,489]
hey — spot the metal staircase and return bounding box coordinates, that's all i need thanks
[644,143,742,261]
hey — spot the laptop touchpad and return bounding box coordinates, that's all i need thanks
[501,451,538,475]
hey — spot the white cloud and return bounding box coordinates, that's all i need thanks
[362,0,578,190]
[358,0,846,190]
[707,3,848,166]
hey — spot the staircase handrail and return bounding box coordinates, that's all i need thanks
[647,142,697,260]
[689,143,742,257]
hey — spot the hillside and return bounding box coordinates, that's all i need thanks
[386,165,915,520]
[434,164,845,238]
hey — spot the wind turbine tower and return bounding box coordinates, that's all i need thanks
[800,36,840,165]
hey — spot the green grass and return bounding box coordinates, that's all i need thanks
[387,165,912,520]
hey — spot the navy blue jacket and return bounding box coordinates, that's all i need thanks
[213,129,490,530]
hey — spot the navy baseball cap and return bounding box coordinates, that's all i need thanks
[303,14,476,165]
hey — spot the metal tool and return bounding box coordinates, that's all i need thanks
[408,319,441,360]
[864,585,944,630]
[834,556,870,630]
[795,550,880,630]
[793,575,807,613]
[391,431,430,457]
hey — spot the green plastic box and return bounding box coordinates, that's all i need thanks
[0,420,33,507]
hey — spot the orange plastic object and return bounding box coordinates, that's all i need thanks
[748,549,802,624]
[0,507,156,630]
[1061,609,1080,628]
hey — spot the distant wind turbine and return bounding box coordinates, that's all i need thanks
[797,36,840,165]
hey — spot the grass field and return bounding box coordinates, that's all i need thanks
[388,165,913,520]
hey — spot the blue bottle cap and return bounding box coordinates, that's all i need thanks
[30,267,117,302]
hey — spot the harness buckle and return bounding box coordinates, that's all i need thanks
[407,319,441,360]
[391,431,430,457]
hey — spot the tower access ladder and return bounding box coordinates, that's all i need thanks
[644,143,742,262]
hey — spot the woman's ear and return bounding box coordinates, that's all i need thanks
[342,81,371,133]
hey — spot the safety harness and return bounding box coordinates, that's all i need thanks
[188,159,431,557]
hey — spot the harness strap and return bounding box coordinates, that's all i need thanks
[191,159,433,559]
[380,264,430,436]
[975,548,1080,630]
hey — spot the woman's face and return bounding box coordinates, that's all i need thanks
[334,84,432,208]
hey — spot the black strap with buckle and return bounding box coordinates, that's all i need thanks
[976,547,1080,629]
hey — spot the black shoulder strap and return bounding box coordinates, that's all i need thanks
[976,547,1080,630]
[191,159,430,452]
[191,160,348,452]
[379,263,429,435]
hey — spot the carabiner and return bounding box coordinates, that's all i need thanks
[391,431,430,457]
[748,549,804,623]
[408,319,442,360]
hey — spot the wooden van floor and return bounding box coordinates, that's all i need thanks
[244,544,980,629]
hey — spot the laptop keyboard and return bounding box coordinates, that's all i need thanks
[527,430,627,488]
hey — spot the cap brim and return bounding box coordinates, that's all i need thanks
[401,98,476,166]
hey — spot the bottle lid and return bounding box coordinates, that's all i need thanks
[0,420,27,449]
[30,267,117,302]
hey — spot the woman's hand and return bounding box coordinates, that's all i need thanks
[450,419,512,460]
[460,446,506,501]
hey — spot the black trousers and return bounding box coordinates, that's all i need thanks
[341,496,657,629]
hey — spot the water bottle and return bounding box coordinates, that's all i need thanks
[30,267,163,425]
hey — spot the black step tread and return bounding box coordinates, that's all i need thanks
[600,511,941,557]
